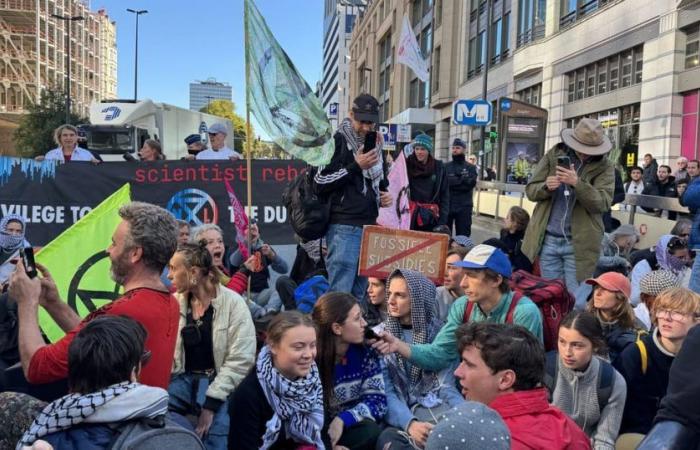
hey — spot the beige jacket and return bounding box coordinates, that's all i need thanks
[172,285,256,402]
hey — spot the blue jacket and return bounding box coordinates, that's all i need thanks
[680,177,700,250]
[42,424,115,449]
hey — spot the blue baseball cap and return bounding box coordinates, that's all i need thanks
[452,244,512,278]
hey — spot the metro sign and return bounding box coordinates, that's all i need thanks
[453,99,492,126]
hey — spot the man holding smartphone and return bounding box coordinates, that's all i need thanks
[521,118,615,293]
[314,94,392,300]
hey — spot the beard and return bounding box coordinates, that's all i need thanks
[110,248,132,285]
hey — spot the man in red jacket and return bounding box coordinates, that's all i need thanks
[9,202,180,390]
[454,322,591,450]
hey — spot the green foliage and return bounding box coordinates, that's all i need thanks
[200,99,249,154]
[13,88,88,158]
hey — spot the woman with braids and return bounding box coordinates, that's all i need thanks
[228,311,326,450]
[167,241,256,450]
[312,292,386,450]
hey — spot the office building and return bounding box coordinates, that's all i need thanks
[189,78,233,111]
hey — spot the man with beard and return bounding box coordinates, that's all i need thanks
[8,202,180,389]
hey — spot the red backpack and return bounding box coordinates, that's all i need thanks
[509,270,575,351]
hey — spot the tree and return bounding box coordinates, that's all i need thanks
[200,99,249,155]
[13,88,88,158]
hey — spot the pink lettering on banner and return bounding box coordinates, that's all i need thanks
[224,179,250,259]
[378,152,411,230]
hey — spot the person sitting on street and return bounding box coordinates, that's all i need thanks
[364,277,387,327]
[228,311,325,450]
[167,241,256,448]
[435,247,468,321]
[38,124,99,163]
[8,202,180,389]
[454,322,592,450]
[630,235,692,306]
[312,292,386,450]
[424,401,511,450]
[377,268,464,450]
[407,133,450,232]
[490,206,532,273]
[372,245,543,373]
[17,316,189,449]
[615,287,700,439]
[0,214,30,291]
[546,311,627,450]
[275,237,326,311]
[634,270,678,331]
[584,272,641,364]
[230,220,289,318]
[598,224,639,274]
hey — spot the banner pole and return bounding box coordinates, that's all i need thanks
[244,0,253,301]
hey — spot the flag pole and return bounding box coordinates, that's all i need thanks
[244,0,253,301]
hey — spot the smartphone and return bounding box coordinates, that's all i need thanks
[364,327,380,340]
[557,155,572,168]
[363,131,377,153]
[20,247,38,279]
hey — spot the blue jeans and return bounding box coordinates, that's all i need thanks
[168,373,229,450]
[539,233,579,294]
[326,224,367,300]
[690,255,700,293]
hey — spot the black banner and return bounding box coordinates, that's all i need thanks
[0,159,306,246]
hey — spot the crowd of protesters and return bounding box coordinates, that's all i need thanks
[0,93,699,450]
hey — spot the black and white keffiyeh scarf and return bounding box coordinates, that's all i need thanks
[385,268,444,407]
[17,382,169,449]
[338,118,384,203]
[256,346,325,450]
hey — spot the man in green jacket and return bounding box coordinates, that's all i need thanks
[373,245,543,372]
[521,118,614,294]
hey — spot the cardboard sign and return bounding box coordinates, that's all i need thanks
[358,225,449,284]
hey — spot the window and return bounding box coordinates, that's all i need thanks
[410,78,420,107]
[377,32,392,119]
[575,68,584,100]
[597,60,607,94]
[560,0,614,28]
[568,75,575,103]
[517,0,546,47]
[466,0,511,80]
[586,64,596,97]
[685,24,700,69]
[621,49,633,88]
[566,47,644,103]
[345,14,356,34]
[435,0,442,27]
[517,84,541,106]
[609,55,619,91]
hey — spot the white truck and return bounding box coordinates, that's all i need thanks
[82,99,234,161]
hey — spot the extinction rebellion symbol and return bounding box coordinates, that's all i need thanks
[166,188,219,226]
[67,251,121,314]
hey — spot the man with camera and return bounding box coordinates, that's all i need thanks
[8,202,180,391]
[521,118,615,294]
[313,94,392,300]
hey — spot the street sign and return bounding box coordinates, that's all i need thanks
[453,99,492,126]
[358,226,449,284]
[396,124,412,142]
[500,98,512,112]
[329,103,338,117]
[378,123,397,150]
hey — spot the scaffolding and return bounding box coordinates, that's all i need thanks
[0,0,116,118]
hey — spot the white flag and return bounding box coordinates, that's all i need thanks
[396,14,429,82]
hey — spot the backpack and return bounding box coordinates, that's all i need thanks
[108,415,204,450]
[463,292,523,324]
[282,167,330,242]
[509,270,575,351]
[294,275,330,313]
[543,351,615,413]
[636,331,649,375]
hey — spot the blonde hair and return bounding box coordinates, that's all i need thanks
[54,124,79,146]
[652,287,700,326]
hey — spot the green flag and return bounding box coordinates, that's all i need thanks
[244,0,334,166]
[35,184,131,342]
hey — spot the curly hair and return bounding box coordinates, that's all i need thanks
[119,202,178,273]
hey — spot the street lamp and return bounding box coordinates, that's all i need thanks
[51,14,84,123]
[126,8,148,101]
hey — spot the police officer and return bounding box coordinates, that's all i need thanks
[445,138,478,236]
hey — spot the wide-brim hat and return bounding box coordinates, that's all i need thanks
[561,118,612,156]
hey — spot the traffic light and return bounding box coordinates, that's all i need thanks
[489,126,498,143]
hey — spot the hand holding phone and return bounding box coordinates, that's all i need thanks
[557,155,571,168]
[364,327,379,340]
[363,131,377,153]
[20,247,38,279]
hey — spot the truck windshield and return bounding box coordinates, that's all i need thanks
[89,129,132,154]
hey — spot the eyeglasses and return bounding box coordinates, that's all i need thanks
[208,132,218,136]
[655,309,691,322]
